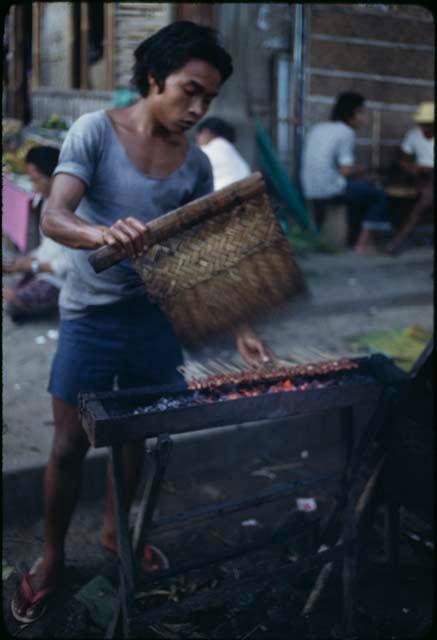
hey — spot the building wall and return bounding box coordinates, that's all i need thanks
[211,3,434,174]
[305,4,435,169]
[26,2,435,175]
[112,2,173,88]
[38,3,73,90]
[213,3,294,169]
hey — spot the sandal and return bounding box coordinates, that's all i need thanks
[140,544,169,573]
[10,558,56,625]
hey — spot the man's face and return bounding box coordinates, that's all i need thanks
[348,107,364,131]
[419,123,434,139]
[148,59,222,133]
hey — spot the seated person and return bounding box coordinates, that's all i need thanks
[301,92,392,253]
[385,101,434,255]
[3,146,69,322]
[196,116,251,190]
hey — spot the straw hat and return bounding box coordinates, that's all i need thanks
[413,102,434,123]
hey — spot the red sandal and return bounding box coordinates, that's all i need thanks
[10,559,56,625]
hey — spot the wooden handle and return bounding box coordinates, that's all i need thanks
[88,172,265,273]
[88,244,129,273]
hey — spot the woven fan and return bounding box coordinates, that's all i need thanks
[89,172,306,347]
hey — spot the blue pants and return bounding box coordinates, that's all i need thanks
[345,178,392,232]
[48,296,185,406]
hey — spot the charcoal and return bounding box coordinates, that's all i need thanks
[131,371,376,416]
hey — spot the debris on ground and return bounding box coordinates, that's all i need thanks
[2,560,15,581]
[296,498,317,512]
[346,325,432,371]
[74,575,117,629]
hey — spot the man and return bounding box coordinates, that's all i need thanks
[385,101,434,255]
[11,21,271,624]
[195,116,251,189]
[301,92,392,253]
[3,146,69,322]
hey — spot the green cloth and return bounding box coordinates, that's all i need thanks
[254,120,318,234]
[75,575,117,628]
[346,325,432,372]
[112,89,139,108]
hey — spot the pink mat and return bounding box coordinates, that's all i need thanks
[2,175,35,252]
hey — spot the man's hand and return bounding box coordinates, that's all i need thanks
[2,256,33,274]
[96,217,151,259]
[234,323,275,368]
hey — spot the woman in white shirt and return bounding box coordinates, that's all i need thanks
[3,146,69,321]
[386,101,434,254]
[195,116,251,190]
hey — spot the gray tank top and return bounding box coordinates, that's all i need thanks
[53,109,213,319]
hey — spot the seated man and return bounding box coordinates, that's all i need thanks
[3,146,69,322]
[385,101,434,255]
[301,92,392,253]
[196,116,251,190]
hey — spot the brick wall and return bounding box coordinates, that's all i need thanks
[305,4,435,170]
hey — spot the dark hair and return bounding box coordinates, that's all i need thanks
[197,116,236,143]
[25,146,60,177]
[331,92,365,123]
[131,21,233,97]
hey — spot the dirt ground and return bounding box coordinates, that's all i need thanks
[2,436,434,639]
[2,240,434,638]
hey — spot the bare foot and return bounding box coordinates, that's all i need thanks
[11,556,63,621]
[99,529,118,553]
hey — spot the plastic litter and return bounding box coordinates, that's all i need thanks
[402,608,409,614]
[75,575,117,629]
[2,560,15,581]
[251,468,276,480]
[47,329,59,340]
[35,336,46,345]
[242,519,260,527]
[300,450,309,459]
[296,498,317,512]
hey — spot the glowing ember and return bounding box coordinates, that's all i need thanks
[131,364,375,417]
[268,379,296,393]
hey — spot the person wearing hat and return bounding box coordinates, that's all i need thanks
[386,101,434,254]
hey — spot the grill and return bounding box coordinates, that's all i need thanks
[80,355,404,448]
[79,352,422,638]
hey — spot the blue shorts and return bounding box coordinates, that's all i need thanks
[48,296,185,406]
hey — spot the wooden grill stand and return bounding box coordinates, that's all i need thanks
[80,358,410,639]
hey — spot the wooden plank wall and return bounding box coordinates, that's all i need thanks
[38,3,74,90]
[31,88,112,123]
[305,4,435,170]
[113,2,173,88]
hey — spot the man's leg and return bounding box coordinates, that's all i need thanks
[345,179,391,252]
[12,396,89,615]
[386,182,433,254]
[100,442,145,552]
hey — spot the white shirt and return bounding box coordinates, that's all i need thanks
[200,137,251,190]
[401,126,434,168]
[31,196,70,289]
[301,121,355,199]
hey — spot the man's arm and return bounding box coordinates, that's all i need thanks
[42,173,150,258]
[338,164,367,178]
